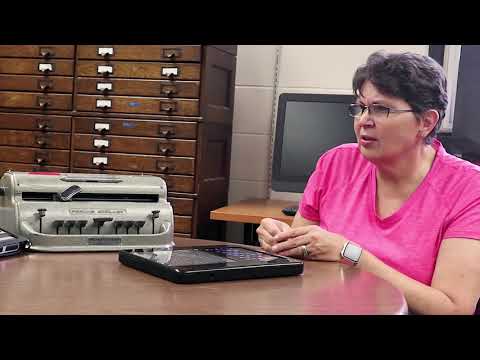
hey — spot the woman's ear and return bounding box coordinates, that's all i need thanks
[420,110,440,138]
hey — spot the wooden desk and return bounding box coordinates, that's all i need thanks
[0,238,408,315]
[210,199,297,245]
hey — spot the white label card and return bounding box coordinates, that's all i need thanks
[96,99,112,108]
[98,47,114,56]
[92,157,108,165]
[94,123,110,131]
[94,139,109,148]
[97,83,113,91]
[97,65,113,74]
[38,63,53,72]
[162,67,178,76]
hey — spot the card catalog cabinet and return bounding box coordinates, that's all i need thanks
[0,45,237,239]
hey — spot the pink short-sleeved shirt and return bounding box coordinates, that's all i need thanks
[299,139,480,285]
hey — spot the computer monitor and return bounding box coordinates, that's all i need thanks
[271,93,357,195]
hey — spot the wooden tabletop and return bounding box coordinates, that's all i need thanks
[0,238,408,315]
[210,199,296,225]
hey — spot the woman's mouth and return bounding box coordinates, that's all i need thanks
[359,134,378,146]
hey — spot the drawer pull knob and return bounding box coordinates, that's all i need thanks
[160,130,173,136]
[39,80,53,91]
[158,147,173,155]
[162,88,177,96]
[37,122,49,131]
[157,161,174,172]
[163,49,181,59]
[158,126,175,137]
[160,102,176,113]
[36,158,47,165]
[98,47,114,57]
[36,138,47,146]
[39,48,55,58]
[38,97,51,108]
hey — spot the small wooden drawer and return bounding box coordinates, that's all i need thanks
[73,117,197,139]
[0,45,75,59]
[0,59,74,76]
[72,168,195,193]
[0,92,72,110]
[73,134,196,156]
[77,45,201,62]
[159,174,195,193]
[75,95,199,116]
[0,146,69,166]
[75,78,200,98]
[0,130,70,149]
[76,61,201,80]
[72,151,195,175]
[0,75,73,93]
[174,215,192,234]
[0,161,69,175]
[0,113,71,132]
[168,197,194,216]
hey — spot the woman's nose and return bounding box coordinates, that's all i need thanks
[356,111,375,127]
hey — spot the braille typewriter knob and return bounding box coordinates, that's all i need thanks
[113,221,123,234]
[134,220,146,234]
[37,208,47,233]
[52,220,64,235]
[124,221,134,234]
[64,220,76,235]
[77,220,88,235]
[93,217,113,234]
[151,210,160,234]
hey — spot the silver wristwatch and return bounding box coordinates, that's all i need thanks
[340,241,363,266]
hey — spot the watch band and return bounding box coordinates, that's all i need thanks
[340,241,363,265]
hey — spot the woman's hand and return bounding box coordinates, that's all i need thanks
[270,225,348,261]
[256,218,291,252]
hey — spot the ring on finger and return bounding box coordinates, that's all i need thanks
[300,245,309,258]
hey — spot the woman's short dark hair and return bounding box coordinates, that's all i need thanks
[352,50,448,144]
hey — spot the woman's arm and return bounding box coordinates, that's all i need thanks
[358,237,480,315]
[272,213,480,314]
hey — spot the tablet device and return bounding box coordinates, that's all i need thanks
[119,245,304,283]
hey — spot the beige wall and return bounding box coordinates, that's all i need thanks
[226,45,429,242]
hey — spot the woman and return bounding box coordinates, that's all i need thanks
[257,50,480,315]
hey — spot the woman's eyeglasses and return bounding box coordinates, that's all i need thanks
[348,104,415,119]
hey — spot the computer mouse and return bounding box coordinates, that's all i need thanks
[281,206,297,216]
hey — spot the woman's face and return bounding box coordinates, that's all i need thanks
[353,81,424,164]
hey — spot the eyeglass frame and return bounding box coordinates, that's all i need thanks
[348,103,416,119]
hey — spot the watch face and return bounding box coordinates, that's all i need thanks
[343,242,362,262]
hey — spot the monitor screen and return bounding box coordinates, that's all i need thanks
[272,93,357,193]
